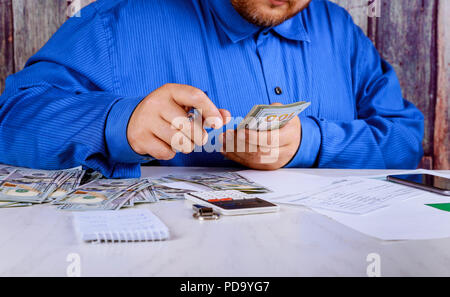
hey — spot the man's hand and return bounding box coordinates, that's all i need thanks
[127,84,230,160]
[221,104,302,170]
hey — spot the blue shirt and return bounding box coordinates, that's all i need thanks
[0,0,424,178]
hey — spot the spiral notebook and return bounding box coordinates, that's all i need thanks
[73,209,170,242]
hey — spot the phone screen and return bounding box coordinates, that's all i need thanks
[389,174,450,191]
[208,198,277,210]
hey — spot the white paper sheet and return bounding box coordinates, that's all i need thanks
[313,192,450,241]
[275,177,426,214]
[238,169,450,240]
[237,169,336,199]
[239,170,422,214]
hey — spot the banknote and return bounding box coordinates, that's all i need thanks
[134,181,159,203]
[0,169,73,203]
[238,101,311,131]
[0,201,33,208]
[0,165,273,210]
[122,180,157,206]
[56,179,145,211]
[122,194,136,207]
[0,165,16,181]
[149,184,198,200]
[167,172,272,194]
[48,169,86,200]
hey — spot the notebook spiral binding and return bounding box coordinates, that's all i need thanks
[90,229,165,243]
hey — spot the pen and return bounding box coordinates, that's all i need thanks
[187,91,208,122]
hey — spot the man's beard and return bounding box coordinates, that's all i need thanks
[230,0,307,27]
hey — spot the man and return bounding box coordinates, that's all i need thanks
[0,0,424,178]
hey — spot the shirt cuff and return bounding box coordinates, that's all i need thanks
[106,96,155,163]
[284,116,321,168]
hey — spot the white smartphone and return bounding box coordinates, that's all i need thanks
[184,190,279,216]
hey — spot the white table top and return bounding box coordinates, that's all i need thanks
[1,167,449,277]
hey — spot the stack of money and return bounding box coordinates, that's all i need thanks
[0,164,274,211]
[238,101,311,131]
[125,177,202,205]
[53,178,147,211]
[0,165,86,208]
[167,172,272,194]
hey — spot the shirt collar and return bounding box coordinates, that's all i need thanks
[207,0,310,43]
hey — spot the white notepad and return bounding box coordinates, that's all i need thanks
[73,209,170,242]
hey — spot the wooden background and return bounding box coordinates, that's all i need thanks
[0,0,448,169]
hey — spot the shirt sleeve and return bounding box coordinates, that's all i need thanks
[286,19,424,169]
[0,4,148,178]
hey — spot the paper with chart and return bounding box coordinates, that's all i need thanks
[275,177,425,214]
[240,169,450,240]
[238,170,420,214]
[314,191,450,241]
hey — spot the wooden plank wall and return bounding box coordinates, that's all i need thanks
[0,0,448,169]
[0,0,13,93]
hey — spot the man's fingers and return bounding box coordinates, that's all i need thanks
[232,128,288,148]
[221,151,251,167]
[140,134,176,160]
[163,84,224,129]
[221,150,281,169]
[219,109,232,125]
[160,101,207,146]
[221,130,271,154]
[239,116,301,148]
[152,118,195,154]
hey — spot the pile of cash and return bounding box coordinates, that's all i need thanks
[168,172,272,194]
[0,164,272,211]
[0,164,86,208]
[238,101,311,131]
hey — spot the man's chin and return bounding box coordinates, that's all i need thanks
[251,10,294,27]
[231,0,306,27]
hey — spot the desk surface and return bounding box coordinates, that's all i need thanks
[1,167,449,277]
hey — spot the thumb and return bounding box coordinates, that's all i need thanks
[271,102,283,106]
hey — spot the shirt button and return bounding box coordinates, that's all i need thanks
[274,87,283,95]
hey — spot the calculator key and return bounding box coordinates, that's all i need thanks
[219,198,233,201]
[207,199,220,202]
[230,195,245,200]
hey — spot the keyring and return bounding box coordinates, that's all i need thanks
[193,212,220,220]
[192,204,220,220]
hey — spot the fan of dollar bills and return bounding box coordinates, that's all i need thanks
[0,164,271,211]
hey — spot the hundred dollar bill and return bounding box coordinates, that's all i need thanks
[0,201,32,208]
[167,172,272,194]
[238,101,311,131]
[150,184,198,200]
[134,180,159,203]
[136,188,158,203]
[48,169,86,200]
[122,180,157,206]
[0,169,73,203]
[56,178,145,211]
[0,165,17,181]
